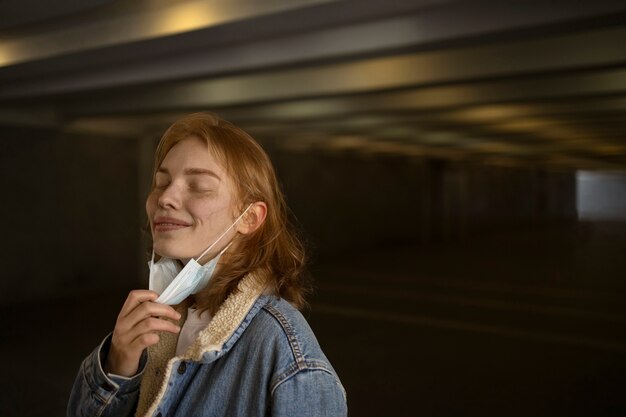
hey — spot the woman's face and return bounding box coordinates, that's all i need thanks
[146,136,240,262]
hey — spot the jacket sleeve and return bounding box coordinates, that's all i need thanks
[67,333,146,417]
[271,368,348,417]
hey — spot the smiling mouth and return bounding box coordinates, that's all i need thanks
[154,223,190,232]
[154,223,189,232]
[154,217,191,232]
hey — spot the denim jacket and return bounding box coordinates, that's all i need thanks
[67,274,347,417]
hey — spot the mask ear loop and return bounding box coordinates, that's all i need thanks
[195,204,253,264]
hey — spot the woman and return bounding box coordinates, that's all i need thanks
[68,113,347,417]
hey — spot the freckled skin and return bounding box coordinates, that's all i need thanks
[146,136,240,263]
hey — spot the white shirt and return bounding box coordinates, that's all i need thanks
[175,307,212,356]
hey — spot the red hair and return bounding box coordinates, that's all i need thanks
[150,113,309,314]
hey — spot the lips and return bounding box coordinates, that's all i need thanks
[153,216,192,232]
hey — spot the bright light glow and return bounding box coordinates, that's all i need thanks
[577,170,626,220]
[0,44,15,67]
[156,3,218,34]
[453,105,529,122]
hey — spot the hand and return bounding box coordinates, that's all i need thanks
[104,290,181,377]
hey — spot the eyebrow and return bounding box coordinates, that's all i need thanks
[157,167,221,181]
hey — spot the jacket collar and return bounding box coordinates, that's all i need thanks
[137,273,269,417]
[180,272,269,362]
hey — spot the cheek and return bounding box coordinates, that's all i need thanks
[188,200,230,225]
[187,201,212,223]
[146,193,158,218]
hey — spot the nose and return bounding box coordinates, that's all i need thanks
[157,183,182,209]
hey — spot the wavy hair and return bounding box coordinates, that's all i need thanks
[150,113,310,314]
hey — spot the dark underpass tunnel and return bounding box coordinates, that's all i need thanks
[1,1,626,416]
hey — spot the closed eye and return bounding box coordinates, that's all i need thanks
[189,185,215,193]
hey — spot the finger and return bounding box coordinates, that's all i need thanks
[118,290,159,319]
[116,315,180,352]
[131,316,181,336]
[116,303,180,336]
[123,301,181,330]
[130,332,161,350]
[125,318,181,350]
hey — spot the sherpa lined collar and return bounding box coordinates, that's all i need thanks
[181,272,268,361]
[136,273,268,417]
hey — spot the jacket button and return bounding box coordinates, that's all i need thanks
[177,362,186,374]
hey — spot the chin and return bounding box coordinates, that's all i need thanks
[153,241,194,260]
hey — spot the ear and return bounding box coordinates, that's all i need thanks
[237,201,267,235]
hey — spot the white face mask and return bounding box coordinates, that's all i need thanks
[148,205,252,305]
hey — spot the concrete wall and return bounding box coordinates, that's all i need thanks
[0,129,577,304]
[272,149,430,253]
[268,146,578,253]
[0,126,140,305]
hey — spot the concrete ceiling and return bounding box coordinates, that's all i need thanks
[1,0,626,170]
